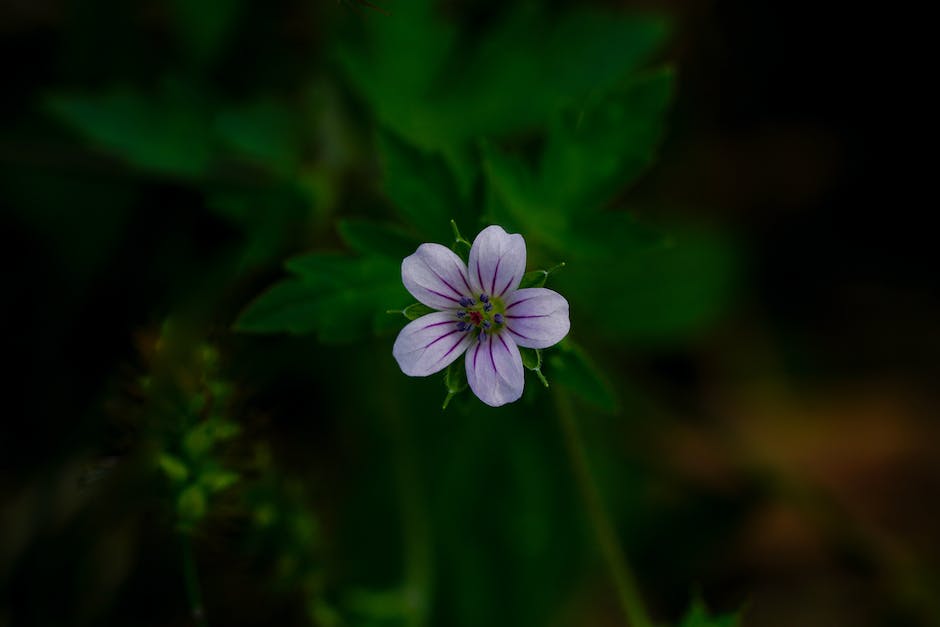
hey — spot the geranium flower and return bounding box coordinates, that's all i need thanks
[393,225,570,406]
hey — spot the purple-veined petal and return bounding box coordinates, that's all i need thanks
[465,332,524,407]
[402,243,474,310]
[468,225,526,299]
[393,312,474,376]
[502,288,570,349]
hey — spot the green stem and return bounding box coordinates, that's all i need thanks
[181,533,208,627]
[554,387,653,627]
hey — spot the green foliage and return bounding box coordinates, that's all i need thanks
[214,98,301,177]
[377,131,467,242]
[171,0,244,66]
[338,218,420,259]
[519,263,567,290]
[547,340,618,412]
[45,83,212,178]
[235,253,404,342]
[678,597,742,627]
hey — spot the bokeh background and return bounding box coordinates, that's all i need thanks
[1,1,936,626]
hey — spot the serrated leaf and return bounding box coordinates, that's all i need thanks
[546,341,617,412]
[44,83,211,178]
[377,132,464,241]
[338,218,419,259]
[235,254,405,343]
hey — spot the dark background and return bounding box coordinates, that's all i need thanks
[1,1,936,626]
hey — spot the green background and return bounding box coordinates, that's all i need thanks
[1,1,936,626]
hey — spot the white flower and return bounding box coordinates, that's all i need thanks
[393,225,570,406]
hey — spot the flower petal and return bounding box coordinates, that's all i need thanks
[393,312,474,376]
[502,288,570,349]
[465,332,524,407]
[402,243,474,310]
[468,225,526,299]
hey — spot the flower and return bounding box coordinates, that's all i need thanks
[393,225,570,406]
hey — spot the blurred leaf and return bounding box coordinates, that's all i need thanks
[158,453,189,483]
[377,131,465,241]
[214,99,301,176]
[679,597,742,627]
[44,83,212,178]
[557,224,737,342]
[177,484,207,523]
[338,218,419,259]
[235,254,404,343]
[340,3,667,154]
[172,0,244,66]
[541,67,675,210]
[200,469,239,493]
[546,341,617,412]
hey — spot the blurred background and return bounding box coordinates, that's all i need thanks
[1,1,936,626]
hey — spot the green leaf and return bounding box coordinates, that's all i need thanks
[377,132,465,241]
[158,453,189,483]
[679,597,742,627]
[200,469,239,493]
[44,83,212,178]
[177,484,208,523]
[214,98,300,176]
[235,254,405,343]
[338,218,420,259]
[546,341,617,412]
[541,67,675,210]
[442,357,468,409]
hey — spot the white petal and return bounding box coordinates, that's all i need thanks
[468,225,526,299]
[393,312,473,376]
[465,332,524,407]
[402,243,474,310]
[502,288,570,349]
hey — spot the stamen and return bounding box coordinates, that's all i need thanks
[483,302,493,312]
[459,297,475,307]
[482,320,491,329]
[456,321,470,331]
[479,293,489,303]
[456,310,467,318]
[493,313,503,325]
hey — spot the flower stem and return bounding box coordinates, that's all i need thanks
[181,532,208,627]
[554,387,653,627]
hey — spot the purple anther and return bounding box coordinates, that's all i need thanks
[479,293,489,303]
[456,310,467,318]
[482,320,491,329]
[478,329,485,343]
[483,302,493,312]
[459,297,475,307]
[456,321,470,331]
[493,313,504,325]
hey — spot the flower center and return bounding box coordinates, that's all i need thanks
[454,293,506,340]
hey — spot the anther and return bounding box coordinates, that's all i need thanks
[482,320,491,329]
[456,310,467,318]
[459,297,474,307]
[493,313,503,325]
[456,321,470,331]
[479,293,489,303]
[483,302,493,312]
